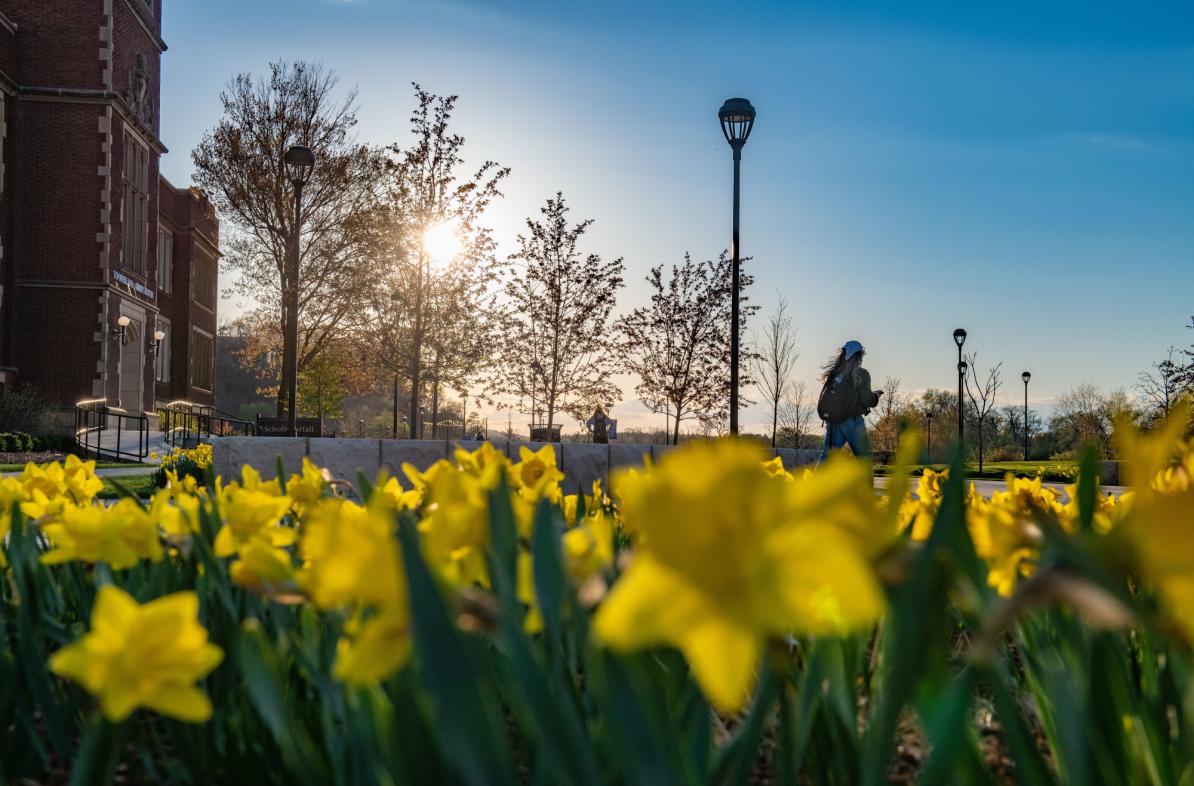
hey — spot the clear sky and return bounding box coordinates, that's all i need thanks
[158,0,1194,433]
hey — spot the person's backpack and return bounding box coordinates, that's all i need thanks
[817,367,860,423]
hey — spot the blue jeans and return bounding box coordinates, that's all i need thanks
[819,416,871,463]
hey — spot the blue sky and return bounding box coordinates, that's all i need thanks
[159,0,1194,432]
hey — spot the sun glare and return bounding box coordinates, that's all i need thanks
[422,221,463,263]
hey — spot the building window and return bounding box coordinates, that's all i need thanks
[155,319,171,383]
[121,134,150,277]
[157,227,172,293]
[190,329,213,391]
[192,249,216,311]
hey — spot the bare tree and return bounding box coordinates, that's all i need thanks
[495,193,624,432]
[1136,347,1183,426]
[868,377,909,456]
[963,352,1003,472]
[192,60,385,418]
[752,298,799,447]
[777,380,814,448]
[618,254,740,444]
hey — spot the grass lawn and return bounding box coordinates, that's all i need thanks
[0,460,153,472]
[874,460,1079,482]
[97,472,158,500]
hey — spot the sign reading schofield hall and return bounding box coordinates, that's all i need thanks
[255,416,323,437]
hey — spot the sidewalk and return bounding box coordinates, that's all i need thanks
[873,475,1127,502]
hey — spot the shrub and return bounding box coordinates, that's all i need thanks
[0,387,47,432]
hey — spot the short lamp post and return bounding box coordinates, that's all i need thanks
[925,410,934,463]
[719,97,756,435]
[1022,371,1032,461]
[953,328,967,447]
[112,314,130,342]
[282,144,315,438]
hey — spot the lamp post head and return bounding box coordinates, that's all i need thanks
[153,329,165,342]
[718,97,756,149]
[953,328,967,348]
[283,144,316,187]
[926,411,934,420]
[959,360,968,374]
[1022,371,1031,384]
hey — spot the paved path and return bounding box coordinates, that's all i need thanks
[874,476,1127,502]
[0,465,156,479]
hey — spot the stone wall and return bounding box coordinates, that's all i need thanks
[211,437,822,493]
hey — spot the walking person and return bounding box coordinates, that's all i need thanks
[817,340,883,463]
[586,405,611,445]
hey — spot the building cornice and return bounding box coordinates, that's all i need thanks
[15,279,161,314]
[16,86,168,154]
[122,0,167,53]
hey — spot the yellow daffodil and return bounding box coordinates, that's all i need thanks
[285,458,328,517]
[417,464,493,588]
[299,498,405,611]
[230,537,296,592]
[49,586,222,722]
[20,455,103,505]
[0,476,27,567]
[1114,405,1194,639]
[594,439,884,712]
[214,485,293,558]
[333,609,412,685]
[41,498,163,568]
[512,445,564,502]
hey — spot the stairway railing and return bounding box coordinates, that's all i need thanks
[161,400,255,448]
[74,398,150,462]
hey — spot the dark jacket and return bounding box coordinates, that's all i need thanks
[848,366,881,418]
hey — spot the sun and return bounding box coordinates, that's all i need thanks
[422,220,463,263]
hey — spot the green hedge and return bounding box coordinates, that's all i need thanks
[0,431,76,453]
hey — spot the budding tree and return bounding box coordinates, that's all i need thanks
[495,193,624,432]
[618,254,741,444]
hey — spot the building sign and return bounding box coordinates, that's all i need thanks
[111,269,155,302]
[255,417,323,438]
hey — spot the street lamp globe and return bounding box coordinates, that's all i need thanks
[153,330,165,342]
[283,144,315,186]
[959,360,968,374]
[953,328,967,348]
[718,98,756,148]
[1022,371,1031,384]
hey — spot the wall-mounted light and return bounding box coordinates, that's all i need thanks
[152,329,165,353]
[112,315,130,342]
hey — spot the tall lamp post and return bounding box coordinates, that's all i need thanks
[282,144,315,438]
[1021,371,1031,461]
[718,97,756,435]
[953,328,967,447]
[925,411,934,463]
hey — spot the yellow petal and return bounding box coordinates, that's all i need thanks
[144,686,213,723]
[678,614,760,713]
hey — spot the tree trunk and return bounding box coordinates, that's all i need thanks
[430,349,441,439]
[672,403,682,446]
[771,397,779,448]
[977,418,985,472]
[408,250,425,440]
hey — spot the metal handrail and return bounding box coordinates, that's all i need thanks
[162,400,254,448]
[74,399,150,462]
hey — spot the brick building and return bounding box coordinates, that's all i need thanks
[0,0,217,415]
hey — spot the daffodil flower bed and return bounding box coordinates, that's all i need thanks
[2,410,1194,784]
